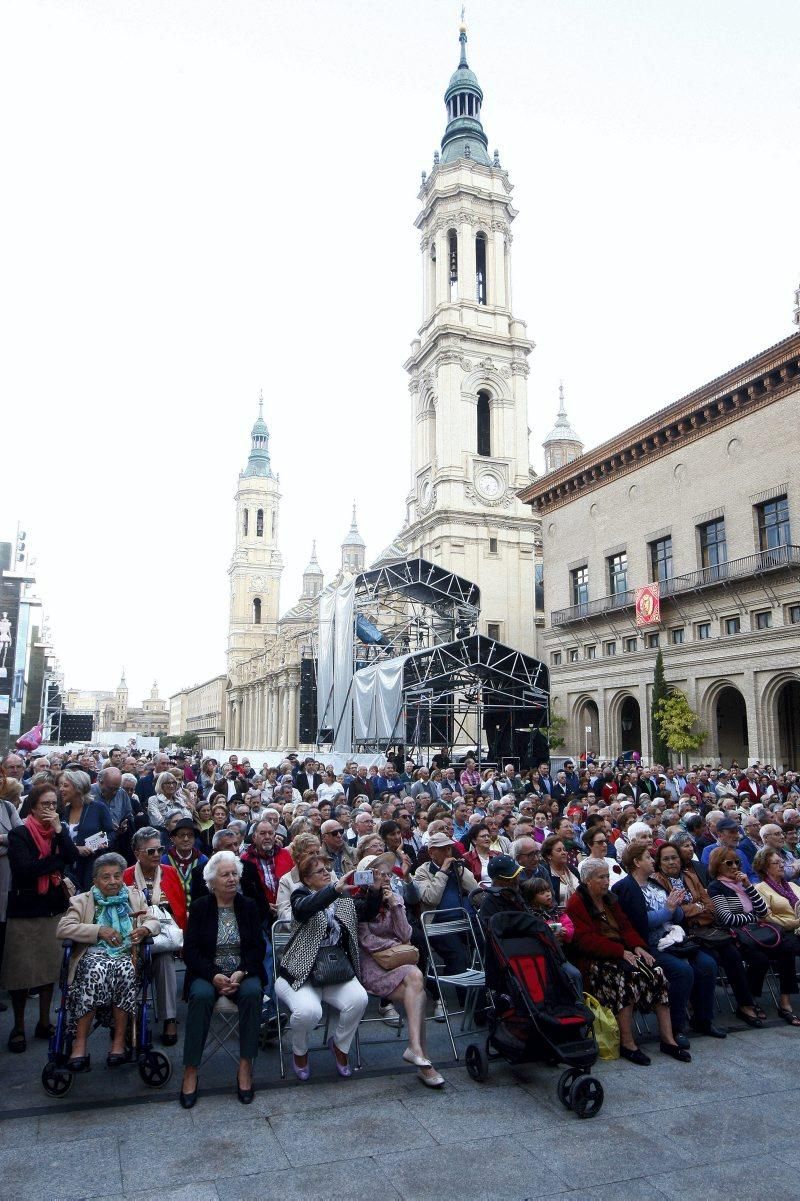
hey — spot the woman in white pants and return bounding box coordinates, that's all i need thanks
[275,853,382,1080]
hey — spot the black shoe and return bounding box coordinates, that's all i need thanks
[660,1041,691,1062]
[7,1029,26,1054]
[237,1084,255,1105]
[179,1088,198,1109]
[66,1054,91,1073]
[690,1021,728,1039]
[674,1032,691,1050]
[620,1045,651,1066]
[735,1008,763,1028]
[106,1052,127,1068]
[161,1021,178,1047]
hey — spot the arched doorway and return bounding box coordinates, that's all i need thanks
[576,698,600,760]
[620,696,642,758]
[716,687,749,765]
[777,681,800,769]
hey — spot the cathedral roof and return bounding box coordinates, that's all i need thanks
[440,22,491,167]
[341,503,365,548]
[242,392,273,478]
[303,540,323,577]
[543,385,583,446]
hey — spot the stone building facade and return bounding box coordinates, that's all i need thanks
[520,329,800,769]
[65,674,169,739]
[169,674,227,750]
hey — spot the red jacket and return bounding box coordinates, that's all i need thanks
[463,849,499,880]
[123,862,188,931]
[566,887,642,967]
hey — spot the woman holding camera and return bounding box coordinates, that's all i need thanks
[275,854,381,1081]
[356,853,444,1088]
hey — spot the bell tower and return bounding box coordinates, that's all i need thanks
[227,394,283,674]
[402,20,538,653]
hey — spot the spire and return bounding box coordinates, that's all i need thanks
[542,383,584,473]
[440,16,490,166]
[117,668,127,691]
[342,503,365,547]
[304,540,323,575]
[302,540,324,598]
[341,503,366,574]
[243,393,273,478]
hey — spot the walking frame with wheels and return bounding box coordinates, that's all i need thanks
[41,938,172,1097]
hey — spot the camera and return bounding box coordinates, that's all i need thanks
[353,870,374,886]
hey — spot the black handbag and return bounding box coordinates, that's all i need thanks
[310,944,355,986]
[666,937,701,958]
[735,921,784,953]
[690,925,733,948]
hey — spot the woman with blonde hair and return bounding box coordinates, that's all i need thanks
[276,832,324,921]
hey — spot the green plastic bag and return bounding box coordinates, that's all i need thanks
[584,992,620,1060]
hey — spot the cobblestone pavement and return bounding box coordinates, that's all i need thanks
[0,998,792,1201]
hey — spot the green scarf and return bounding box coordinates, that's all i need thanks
[92,885,133,957]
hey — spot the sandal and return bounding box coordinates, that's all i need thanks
[777,1007,800,1027]
[7,1029,26,1054]
[754,1005,767,1020]
[34,1022,55,1040]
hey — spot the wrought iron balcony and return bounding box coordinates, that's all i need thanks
[551,544,800,626]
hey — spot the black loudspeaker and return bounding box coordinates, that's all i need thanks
[59,713,94,744]
[298,659,317,745]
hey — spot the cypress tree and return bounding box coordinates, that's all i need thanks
[651,649,670,765]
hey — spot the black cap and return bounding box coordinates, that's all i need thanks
[171,818,198,834]
[487,855,522,881]
[716,817,740,832]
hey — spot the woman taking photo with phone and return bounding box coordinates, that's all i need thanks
[275,854,381,1081]
[356,853,444,1088]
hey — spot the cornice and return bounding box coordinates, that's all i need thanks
[520,332,800,514]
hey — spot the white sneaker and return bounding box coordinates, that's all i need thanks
[432,1000,446,1023]
[379,1002,401,1027]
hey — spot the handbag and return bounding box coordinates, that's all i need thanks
[690,925,733,948]
[666,938,701,958]
[310,944,355,986]
[152,905,183,953]
[371,942,419,971]
[735,921,784,953]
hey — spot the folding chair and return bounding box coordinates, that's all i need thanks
[200,995,241,1066]
[421,906,485,1060]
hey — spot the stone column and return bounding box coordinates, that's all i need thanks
[280,684,290,749]
[460,219,476,303]
[263,685,272,750]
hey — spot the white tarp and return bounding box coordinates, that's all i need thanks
[316,585,336,736]
[352,654,409,741]
[333,576,355,752]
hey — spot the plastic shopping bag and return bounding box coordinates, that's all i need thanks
[584,992,620,1060]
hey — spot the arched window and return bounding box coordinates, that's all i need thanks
[252,597,262,624]
[448,229,458,301]
[477,391,491,457]
[475,232,487,305]
[256,508,264,537]
[242,508,248,537]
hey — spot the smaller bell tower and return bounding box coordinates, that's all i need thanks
[227,394,284,674]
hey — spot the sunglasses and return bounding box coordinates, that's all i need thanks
[328,829,344,836]
[143,847,161,856]
[722,858,740,867]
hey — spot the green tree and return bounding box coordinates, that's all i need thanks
[542,713,567,751]
[176,732,200,749]
[650,650,670,765]
[654,690,707,757]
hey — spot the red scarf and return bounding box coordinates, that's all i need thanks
[24,814,61,895]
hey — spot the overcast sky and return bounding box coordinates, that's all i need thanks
[2,0,798,707]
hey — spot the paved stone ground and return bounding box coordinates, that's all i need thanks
[0,994,793,1201]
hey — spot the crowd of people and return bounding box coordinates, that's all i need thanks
[1,744,799,1104]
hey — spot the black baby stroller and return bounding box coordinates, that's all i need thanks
[41,938,172,1097]
[465,910,604,1118]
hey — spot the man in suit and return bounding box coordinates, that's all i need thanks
[295,757,322,794]
[535,762,553,797]
[347,765,374,803]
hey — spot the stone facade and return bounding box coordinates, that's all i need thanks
[520,330,800,769]
[65,673,169,738]
[169,674,226,750]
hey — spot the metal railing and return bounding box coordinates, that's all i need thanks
[551,544,800,626]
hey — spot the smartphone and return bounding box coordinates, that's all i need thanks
[353,870,374,886]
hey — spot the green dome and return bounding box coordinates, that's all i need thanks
[440,27,490,166]
[446,66,481,96]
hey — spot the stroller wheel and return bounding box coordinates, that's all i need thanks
[557,1067,584,1109]
[569,1074,604,1119]
[42,1063,74,1098]
[465,1043,489,1083]
[139,1052,172,1088]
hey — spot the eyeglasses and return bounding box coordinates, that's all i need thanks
[328,829,344,836]
[143,847,161,856]
[722,858,740,867]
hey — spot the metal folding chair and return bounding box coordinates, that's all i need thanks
[421,906,485,1060]
[200,994,241,1066]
